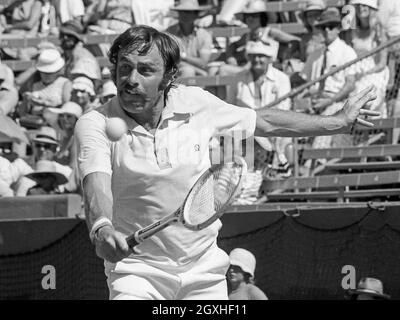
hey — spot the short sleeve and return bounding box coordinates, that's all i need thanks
[204,90,257,139]
[74,111,112,180]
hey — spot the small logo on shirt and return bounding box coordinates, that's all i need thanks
[194,144,200,152]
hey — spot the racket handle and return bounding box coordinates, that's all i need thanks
[126,233,140,248]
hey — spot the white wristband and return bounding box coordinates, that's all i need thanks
[89,217,113,243]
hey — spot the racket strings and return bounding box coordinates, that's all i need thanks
[183,162,244,226]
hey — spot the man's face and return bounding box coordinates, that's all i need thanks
[305,10,322,28]
[40,72,59,85]
[244,13,262,31]
[319,24,340,45]
[60,33,78,51]
[35,174,57,191]
[249,53,272,74]
[116,46,165,115]
[227,265,245,285]
[71,88,91,106]
[59,114,78,131]
[178,11,199,24]
[33,142,58,161]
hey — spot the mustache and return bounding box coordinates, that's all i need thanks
[124,85,145,95]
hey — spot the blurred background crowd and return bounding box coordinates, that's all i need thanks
[0,0,399,203]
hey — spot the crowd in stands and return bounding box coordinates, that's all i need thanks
[0,0,399,203]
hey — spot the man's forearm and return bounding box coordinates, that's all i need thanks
[82,172,113,230]
[254,108,349,137]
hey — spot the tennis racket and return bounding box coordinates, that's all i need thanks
[126,156,247,248]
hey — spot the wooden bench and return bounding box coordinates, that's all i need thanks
[262,169,400,202]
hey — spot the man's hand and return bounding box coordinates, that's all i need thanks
[312,98,332,112]
[94,226,131,263]
[339,85,379,130]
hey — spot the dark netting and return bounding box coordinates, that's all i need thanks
[1,208,400,300]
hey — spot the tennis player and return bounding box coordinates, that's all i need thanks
[75,25,378,300]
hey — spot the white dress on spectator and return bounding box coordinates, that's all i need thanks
[352,31,389,119]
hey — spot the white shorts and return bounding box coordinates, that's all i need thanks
[105,244,230,300]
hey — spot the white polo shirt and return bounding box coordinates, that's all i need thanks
[75,84,256,269]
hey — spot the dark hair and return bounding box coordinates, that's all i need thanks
[108,25,180,92]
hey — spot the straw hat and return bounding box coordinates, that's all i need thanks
[171,0,212,11]
[59,19,85,42]
[246,39,279,60]
[350,0,378,10]
[47,102,83,119]
[229,248,256,277]
[36,49,65,73]
[26,160,68,186]
[348,277,391,299]
[32,126,59,146]
[314,7,342,27]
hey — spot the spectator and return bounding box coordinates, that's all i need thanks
[236,39,292,177]
[69,76,98,113]
[37,0,58,37]
[100,80,117,105]
[0,154,33,197]
[301,8,357,150]
[130,0,176,31]
[25,159,68,195]
[21,48,71,125]
[345,277,390,300]
[53,0,85,26]
[227,248,268,300]
[0,61,18,115]
[378,0,400,39]
[166,0,214,77]
[0,0,43,60]
[350,0,389,118]
[85,0,133,34]
[46,101,82,166]
[59,19,101,81]
[218,0,300,76]
[299,0,325,62]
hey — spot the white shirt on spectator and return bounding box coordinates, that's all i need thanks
[378,0,400,37]
[0,156,33,197]
[303,37,357,95]
[75,85,256,270]
[56,0,84,24]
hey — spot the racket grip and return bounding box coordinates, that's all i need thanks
[126,233,140,248]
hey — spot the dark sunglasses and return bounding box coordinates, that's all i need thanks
[34,142,58,152]
[316,23,340,31]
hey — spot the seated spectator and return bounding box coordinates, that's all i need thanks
[350,0,389,118]
[236,39,292,177]
[166,0,213,77]
[15,126,73,196]
[345,277,390,300]
[84,0,133,34]
[227,248,268,300]
[46,101,82,167]
[0,154,33,197]
[0,61,18,115]
[69,76,99,113]
[53,0,85,26]
[301,8,357,150]
[378,0,400,39]
[299,0,325,62]
[0,0,43,60]
[100,80,117,105]
[21,49,71,124]
[25,159,68,195]
[59,19,101,82]
[130,0,176,31]
[217,0,300,76]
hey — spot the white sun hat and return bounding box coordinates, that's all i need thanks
[101,80,117,97]
[229,248,256,277]
[246,38,279,60]
[72,76,95,96]
[350,0,378,10]
[36,49,65,73]
[47,101,83,119]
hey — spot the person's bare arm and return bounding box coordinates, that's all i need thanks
[5,1,42,31]
[269,27,301,43]
[0,87,18,115]
[255,85,378,137]
[83,172,130,263]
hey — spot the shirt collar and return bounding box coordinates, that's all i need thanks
[327,37,341,52]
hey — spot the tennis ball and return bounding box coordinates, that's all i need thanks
[105,117,128,142]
